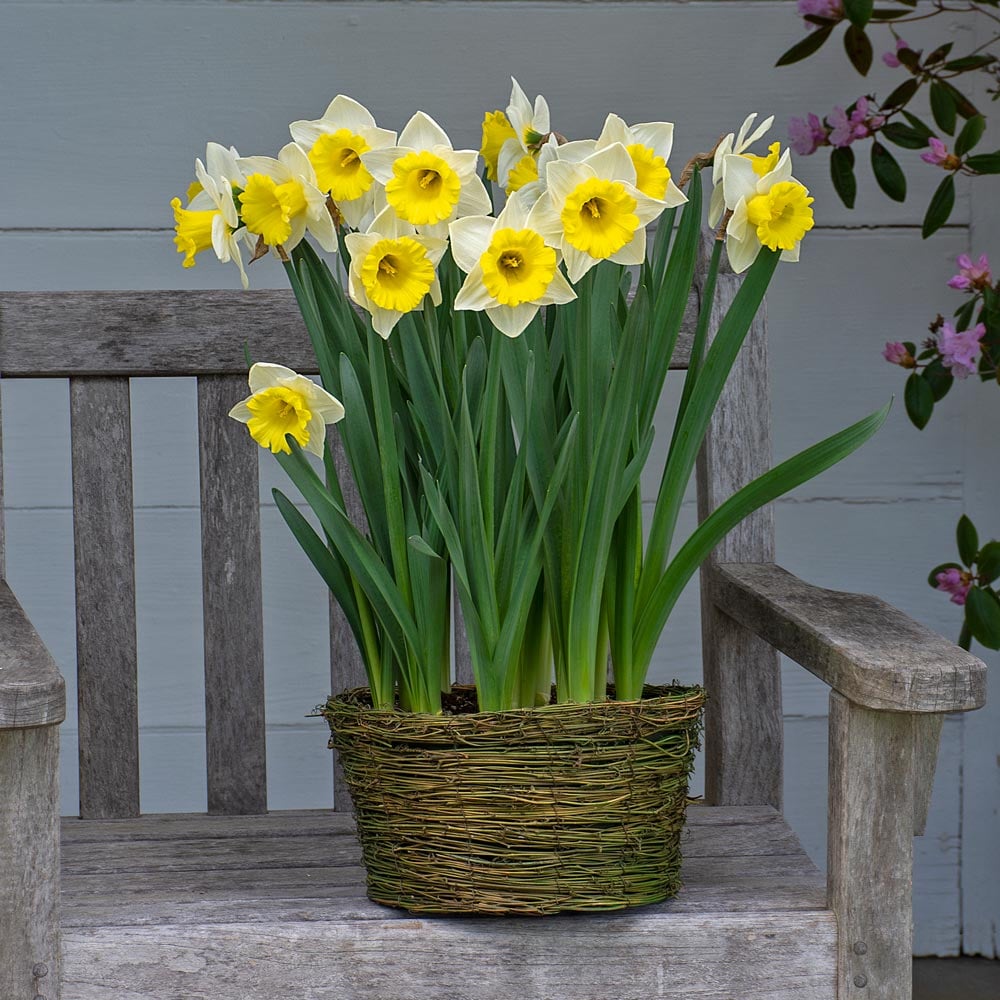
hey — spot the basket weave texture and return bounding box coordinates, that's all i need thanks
[322,684,705,915]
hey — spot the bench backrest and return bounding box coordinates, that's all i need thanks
[0,262,780,819]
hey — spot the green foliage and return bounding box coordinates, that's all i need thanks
[830,146,858,209]
[871,142,907,201]
[922,175,956,238]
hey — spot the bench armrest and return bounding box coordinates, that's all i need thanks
[0,580,66,728]
[713,562,986,713]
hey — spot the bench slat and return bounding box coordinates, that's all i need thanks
[70,377,140,819]
[198,375,267,815]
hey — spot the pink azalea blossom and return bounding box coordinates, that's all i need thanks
[938,322,986,378]
[828,98,883,148]
[921,137,951,166]
[947,253,992,291]
[883,39,910,68]
[882,341,915,367]
[935,567,972,606]
[789,113,828,156]
[798,0,845,22]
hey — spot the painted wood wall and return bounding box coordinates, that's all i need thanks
[1,0,996,957]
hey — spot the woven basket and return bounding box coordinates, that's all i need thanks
[322,683,705,915]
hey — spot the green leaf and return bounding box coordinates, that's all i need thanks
[944,54,997,72]
[904,371,934,428]
[776,25,835,67]
[902,111,934,138]
[844,25,874,75]
[925,42,954,66]
[966,152,1000,174]
[407,534,440,559]
[965,587,1000,650]
[830,146,858,209]
[634,401,891,673]
[880,122,929,150]
[928,561,964,589]
[941,81,979,120]
[871,142,907,201]
[881,79,919,112]
[977,542,1000,585]
[930,82,957,135]
[922,174,956,239]
[958,514,979,565]
[844,0,874,27]
[955,115,986,157]
[922,359,953,402]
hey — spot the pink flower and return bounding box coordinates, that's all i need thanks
[947,253,992,292]
[882,341,915,367]
[938,322,986,378]
[828,98,883,148]
[883,39,910,68]
[798,0,845,22]
[935,567,972,606]
[789,113,828,156]
[921,137,952,166]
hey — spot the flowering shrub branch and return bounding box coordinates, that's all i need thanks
[778,1,1000,650]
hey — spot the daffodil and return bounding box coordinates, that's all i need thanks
[450,197,575,337]
[480,110,517,183]
[363,112,491,239]
[708,112,775,227]
[719,148,814,273]
[526,143,665,283]
[496,79,553,195]
[345,207,448,338]
[229,363,345,457]
[237,143,337,254]
[289,95,397,231]
[594,115,687,207]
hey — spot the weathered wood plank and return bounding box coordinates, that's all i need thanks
[326,432,368,813]
[70,376,140,819]
[0,580,66,729]
[0,379,5,577]
[913,714,944,837]
[716,562,987,713]
[198,375,267,815]
[0,291,696,378]
[0,725,61,1000]
[828,692,917,999]
[696,236,782,808]
[62,912,836,1000]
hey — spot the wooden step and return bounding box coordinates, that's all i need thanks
[60,805,836,1000]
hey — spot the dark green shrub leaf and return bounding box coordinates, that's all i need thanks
[944,54,997,72]
[930,82,957,135]
[928,562,964,589]
[966,587,1000,650]
[844,0,874,27]
[925,42,954,65]
[955,298,977,329]
[922,359,953,402]
[897,47,922,72]
[881,122,928,149]
[955,115,986,157]
[830,146,857,209]
[922,175,955,238]
[902,112,934,137]
[966,152,1000,174]
[977,542,1000,585]
[904,371,934,428]
[845,25,874,75]
[882,79,919,112]
[958,514,979,565]
[776,25,835,66]
[871,142,907,200]
[941,81,979,120]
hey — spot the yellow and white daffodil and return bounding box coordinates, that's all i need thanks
[718,146,814,274]
[480,110,518,184]
[171,143,248,280]
[709,112,775,227]
[236,143,338,255]
[497,79,552,195]
[449,196,576,338]
[363,112,491,239]
[229,362,345,457]
[345,207,448,338]
[527,142,665,283]
[289,95,397,231]
[594,114,687,208]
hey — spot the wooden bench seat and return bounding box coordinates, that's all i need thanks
[60,805,835,1000]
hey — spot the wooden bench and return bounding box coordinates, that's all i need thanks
[0,262,986,1000]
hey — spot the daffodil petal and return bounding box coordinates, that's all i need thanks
[610,225,647,267]
[248,362,299,393]
[631,121,674,162]
[485,302,539,338]
[398,111,453,152]
[454,264,496,310]
[562,244,597,284]
[544,159,592,210]
[583,143,636,186]
[722,154,758,210]
[537,267,577,306]
[449,216,496,273]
